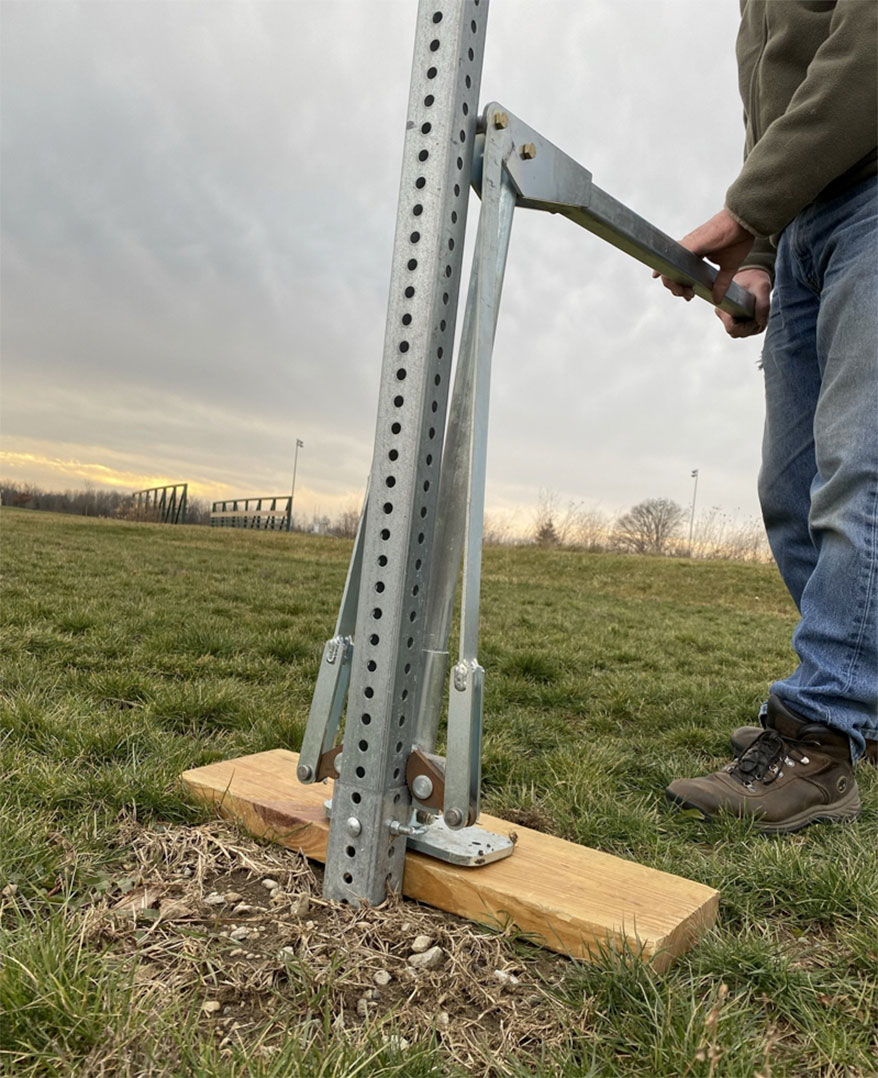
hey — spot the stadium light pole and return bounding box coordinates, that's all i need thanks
[290,438,304,532]
[688,468,699,557]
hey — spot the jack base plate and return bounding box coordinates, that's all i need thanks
[408,816,515,866]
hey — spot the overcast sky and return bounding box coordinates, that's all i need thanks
[1,0,766,531]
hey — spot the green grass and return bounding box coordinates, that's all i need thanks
[1,508,876,1077]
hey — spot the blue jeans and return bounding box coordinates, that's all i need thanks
[758,176,878,761]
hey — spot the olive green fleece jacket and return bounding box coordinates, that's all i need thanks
[727,0,878,280]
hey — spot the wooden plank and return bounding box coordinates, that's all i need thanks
[181,749,718,972]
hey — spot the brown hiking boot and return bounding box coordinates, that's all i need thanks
[731,725,878,765]
[667,695,861,833]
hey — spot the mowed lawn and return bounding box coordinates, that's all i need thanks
[1,508,876,1077]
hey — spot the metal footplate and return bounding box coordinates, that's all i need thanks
[407,815,515,866]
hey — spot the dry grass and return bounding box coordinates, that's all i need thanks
[28,818,583,1076]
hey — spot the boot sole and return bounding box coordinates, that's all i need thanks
[666,785,862,834]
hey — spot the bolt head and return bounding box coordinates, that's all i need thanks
[297,764,313,782]
[411,775,434,801]
[520,143,537,160]
[346,817,362,837]
[493,111,509,129]
[334,754,344,776]
[444,808,463,828]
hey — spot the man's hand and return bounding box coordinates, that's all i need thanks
[715,267,771,337]
[654,206,757,309]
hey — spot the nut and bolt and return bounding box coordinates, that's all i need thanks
[444,808,464,828]
[411,775,434,801]
[520,143,537,160]
[493,111,509,129]
[297,764,313,782]
[334,754,344,776]
[389,820,425,837]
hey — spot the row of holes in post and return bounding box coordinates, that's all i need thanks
[341,2,483,893]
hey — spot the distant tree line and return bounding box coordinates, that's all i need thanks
[0,481,211,524]
[1,480,771,562]
[0,481,357,537]
[521,489,770,562]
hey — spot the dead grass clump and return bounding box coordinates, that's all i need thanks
[74,819,585,1075]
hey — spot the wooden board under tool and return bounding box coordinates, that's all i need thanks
[181,749,718,972]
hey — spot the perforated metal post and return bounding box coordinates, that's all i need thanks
[323,0,489,905]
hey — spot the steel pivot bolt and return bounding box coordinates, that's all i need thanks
[346,817,362,837]
[520,143,537,160]
[493,111,509,129]
[444,808,463,828]
[297,764,313,782]
[411,775,434,801]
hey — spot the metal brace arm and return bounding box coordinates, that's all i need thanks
[296,486,369,785]
[414,105,756,832]
[476,104,756,321]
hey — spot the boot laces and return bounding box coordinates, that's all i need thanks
[727,729,809,787]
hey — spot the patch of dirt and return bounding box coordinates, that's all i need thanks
[74,819,587,1074]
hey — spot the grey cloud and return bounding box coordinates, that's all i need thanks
[2,0,766,521]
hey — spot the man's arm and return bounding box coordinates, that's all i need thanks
[728,0,877,240]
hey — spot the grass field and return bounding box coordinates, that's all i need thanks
[1,508,876,1077]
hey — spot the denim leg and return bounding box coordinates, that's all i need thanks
[757,236,821,611]
[764,179,878,759]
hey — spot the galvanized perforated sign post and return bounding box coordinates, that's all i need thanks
[309,0,490,905]
[298,0,754,907]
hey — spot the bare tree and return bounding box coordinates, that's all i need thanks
[330,504,361,539]
[533,489,598,548]
[614,497,685,555]
[533,489,563,546]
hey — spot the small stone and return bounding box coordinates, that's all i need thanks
[202,1001,222,1016]
[373,969,392,987]
[232,902,256,915]
[437,1011,450,1029]
[229,948,245,957]
[493,969,520,987]
[269,890,288,905]
[411,934,433,954]
[229,926,252,941]
[290,895,310,917]
[279,945,296,959]
[356,997,370,1017]
[399,922,413,934]
[304,919,316,930]
[204,892,225,906]
[386,1034,411,1052]
[223,891,243,903]
[2,884,18,898]
[261,878,279,890]
[407,945,444,970]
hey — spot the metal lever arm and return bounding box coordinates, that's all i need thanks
[477,103,756,322]
[441,125,518,830]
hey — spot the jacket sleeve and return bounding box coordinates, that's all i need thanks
[738,236,776,283]
[726,0,877,238]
